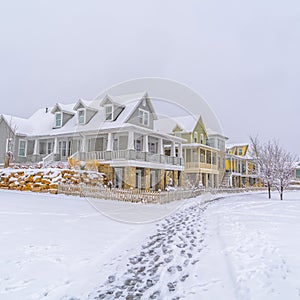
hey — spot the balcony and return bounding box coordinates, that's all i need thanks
[185,161,218,170]
[72,150,183,166]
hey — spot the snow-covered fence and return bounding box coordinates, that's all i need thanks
[57,183,203,204]
[216,187,267,194]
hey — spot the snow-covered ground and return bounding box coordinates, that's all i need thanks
[0,190,300,299]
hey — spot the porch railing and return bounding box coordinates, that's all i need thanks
[42,152,54,167]
[70,150,183,166]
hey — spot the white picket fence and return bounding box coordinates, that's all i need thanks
[57,183,203,204]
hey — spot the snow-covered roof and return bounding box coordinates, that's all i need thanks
[0,92,166,138]
[226,143,249,149]
[206,128,228,139]
[155,114,201,135]
[51,103,75,115]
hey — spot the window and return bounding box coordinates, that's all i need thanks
[296,169,300,178]
[47,142,52,154]
[174,132,181,137]
[105,105,113,121]
[55,112,62,127]
[238,148,243,155]
[149,142,156,154]
[6,138,14,153]
[59,141,67,157]
[78,109,85,124]
[134,140,141,151]
[113,139,119,150]
[18,140,27,157]
[200,134,204,144]
[138,109,149,126]
[194,132,198,143]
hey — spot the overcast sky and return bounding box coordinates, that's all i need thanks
[0,0,299,155]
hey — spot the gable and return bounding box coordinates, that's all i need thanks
[126,96,157,129]
[172,124,183,133]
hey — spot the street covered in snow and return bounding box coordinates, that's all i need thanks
[0,189,300,300]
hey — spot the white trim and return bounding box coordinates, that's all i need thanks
[105,104,113,121]
[55,112,62,127]
[78,108,86,125]
[18,139,27,157]
[138,108,149,126]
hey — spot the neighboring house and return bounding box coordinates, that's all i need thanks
[155,115,228,188]
[222,143,259,187]
[0,92,184,191]
[294,162,300,181]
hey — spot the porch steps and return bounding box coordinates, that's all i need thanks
[220,172,232,188]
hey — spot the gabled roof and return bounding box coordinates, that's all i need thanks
[51,103,75,115]
[206,127,226,137]
[226,143,249,149]
[0,92,170,137]
[73,99,97,111]
[155,114,203,134]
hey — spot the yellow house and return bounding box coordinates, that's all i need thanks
[156,115,227,188]
[223,143,259,187]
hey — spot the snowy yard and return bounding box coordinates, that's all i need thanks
[0,190,300,299]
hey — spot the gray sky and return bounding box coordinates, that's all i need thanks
[0,0,299,155]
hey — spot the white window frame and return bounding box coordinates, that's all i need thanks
[59,140,67,157]
[55,112,62,127]
[200,134,204,144]
[105,104,113,121]
[18,139,27,157]
[194,132,198,143]
[47,141,53,154]
[78,108,86,125]
[138,109,149,126]
[6,138,14,153]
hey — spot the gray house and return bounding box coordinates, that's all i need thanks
[0,92,184,190]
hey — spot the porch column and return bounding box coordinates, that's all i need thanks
[158,138,164,155]
[178,143,183,158]
[246,161,249,175]
[171,141,176,157]
[127,131,135,150]
[53,137,59,154]
[143,135,149,152]
[173,170,178,187]
[157,169,165,191]
[230,157,233,172]
[33,139,39,155]
[107,132,112,151]
[82,136,86,152]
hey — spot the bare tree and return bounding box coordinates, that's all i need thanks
[4,117,17,168]
[250,136,276,199]
[273,144,296,200]
[250,136,297,200]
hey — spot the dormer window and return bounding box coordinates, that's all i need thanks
[55,112,62,127]
[78,109,85,124]
[138,109,149,126]
[105,104,113,121]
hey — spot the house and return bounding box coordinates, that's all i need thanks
[0,92,184,191]
[294,162,300,181]
[222,143,259,187]
[155,115,228,188]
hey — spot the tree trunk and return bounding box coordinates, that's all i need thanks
[280,186,283,200]
[268,184,271,199]
[4,155,10,168]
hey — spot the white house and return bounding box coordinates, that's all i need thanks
[0,92,184,190]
